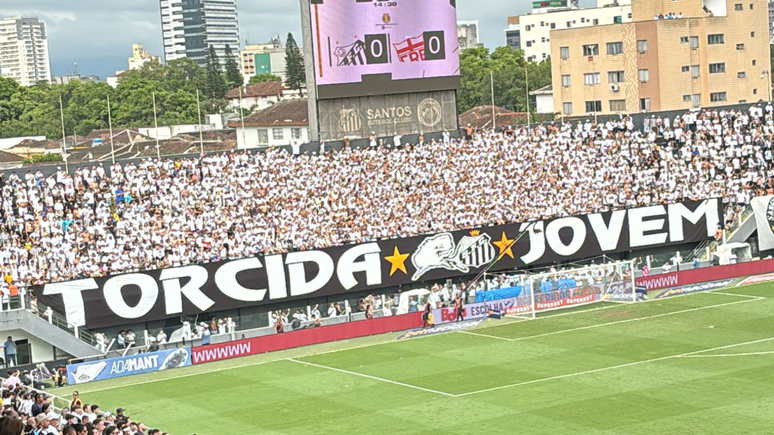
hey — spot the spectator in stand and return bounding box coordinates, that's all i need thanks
[3,338,16,368]
[124,331,136,348]
[327,303,337,318]
[0,416,25,435]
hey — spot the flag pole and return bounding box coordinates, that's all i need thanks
[59,94,69,173]
[152,92,161,160]
[239,86,246,149]
[196,89,204,155]
[107,93,115,165]
[490,70,496,130]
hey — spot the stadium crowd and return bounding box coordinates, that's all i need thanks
[0,104,770,291]
[1,374,164,435]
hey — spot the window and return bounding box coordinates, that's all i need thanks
[753,59,757,66]
[540,21,545,27]
[272,128,284,140]
[606,42,623,55]
[640,98,651,111]
[734,3,743,10]
[638,69,649,83]
[593,19,599,25]
[525,25,532,31]
[257,129,269,144]
[709,63,726,74]
[613,16,623,24]
[692,94,701,108]
[708,34,724,45]
[563,102,573,115]
[754,88,758,95]
[739,100,747,103]
[690,36,699,49]
[581,18,585,23]
[750,3,754,9]
[291,128,303,140]
[608,71,625,83]
[567,21,572,28]
[691,65,700,78]
[550,23,556,29]
[560,46,570,59]
[710,92,727,102]
[562,75,571,87]
[682,66,690,73]
[737,43,746,50]
[584,73,601,85]
[680,36,689,44]
[585,100,602,112]
[526,41,533,48]
[738,72,746,78]
[751,31,756,38]
[583,44,599,56]
[683,95,691,102]
[637,40,648,53]
[609,100,626,112]
[541,37,546,43]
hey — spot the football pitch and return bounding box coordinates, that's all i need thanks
[57,282,774,434]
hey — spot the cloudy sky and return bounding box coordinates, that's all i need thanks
[3,0,595,79]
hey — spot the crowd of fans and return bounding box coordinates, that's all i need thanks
[0,104,770,295]
[1,374,165,435]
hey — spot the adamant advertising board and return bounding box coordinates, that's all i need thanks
[67,347,191,385]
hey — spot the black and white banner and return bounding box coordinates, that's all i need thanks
[752,195,774,251]
[36,199,721,328]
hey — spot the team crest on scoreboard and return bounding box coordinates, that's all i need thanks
[382,14,391,24]
[417,98,443,128]
[393,35,426,63]
[334,40,367,66]
[411,230,494,281]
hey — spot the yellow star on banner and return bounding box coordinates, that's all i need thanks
[384,246,410,276]
[493,231,515,259]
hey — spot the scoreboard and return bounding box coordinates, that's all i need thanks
[308,0,460,99]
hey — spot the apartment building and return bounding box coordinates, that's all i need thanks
[160,0,240,66]
[458,21,483,52]
[0,17,51,86]
[506,0,632,62]
[240,38,285,83]
[551,0,771,116]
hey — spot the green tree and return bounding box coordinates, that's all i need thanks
[223,45,243,91]
[205,45,227,100]
[457,46,552,115]
[284,32,306,91]
[247,73,282,85]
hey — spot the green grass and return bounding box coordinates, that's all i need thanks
[57,283,774,434]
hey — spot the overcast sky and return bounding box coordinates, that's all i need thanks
[2,0,595,79]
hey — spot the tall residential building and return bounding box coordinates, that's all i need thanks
[128,43,161,70]
[769,0,774,43]
[457,21,483,52]
[239,38,285,83]
[0,17,51,86]
[505,0,632,62]
[160,0,240,66]
[551,0,771,116]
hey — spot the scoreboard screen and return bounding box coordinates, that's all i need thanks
[309,0,460,96]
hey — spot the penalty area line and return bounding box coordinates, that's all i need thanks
[681,350,774,358]
[455,335,774,397]
[286,358,456,397]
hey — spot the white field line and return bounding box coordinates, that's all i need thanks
[455,336,774,397]
[681,351,774,358]
[286,358,456,397]
[710,291,763,299]
[78,288,767,394]
[460,296,765,343]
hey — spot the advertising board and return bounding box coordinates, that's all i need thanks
[67,347,191,385]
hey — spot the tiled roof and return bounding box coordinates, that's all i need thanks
[226,81,284,99]
[229,98,309,128]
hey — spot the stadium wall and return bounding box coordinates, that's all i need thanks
[190,312,422,365]
[636,258,774,290]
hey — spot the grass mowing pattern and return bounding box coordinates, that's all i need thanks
[63,284,774,434]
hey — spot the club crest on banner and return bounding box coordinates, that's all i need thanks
[411,230,494,281]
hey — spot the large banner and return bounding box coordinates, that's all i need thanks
[67,347,192,385]
[38,199,721,328]
[751,195,774,250]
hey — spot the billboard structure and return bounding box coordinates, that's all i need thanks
[301,0,461,141]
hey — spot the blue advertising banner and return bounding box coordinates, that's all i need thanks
[67,347,192,385]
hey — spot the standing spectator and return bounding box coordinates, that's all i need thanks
[3,337,16,368]
[327,303,337,318]
[124,330,136,348]
[116,331,125,349]
[408,296,418,313]
[310,304,321,320]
